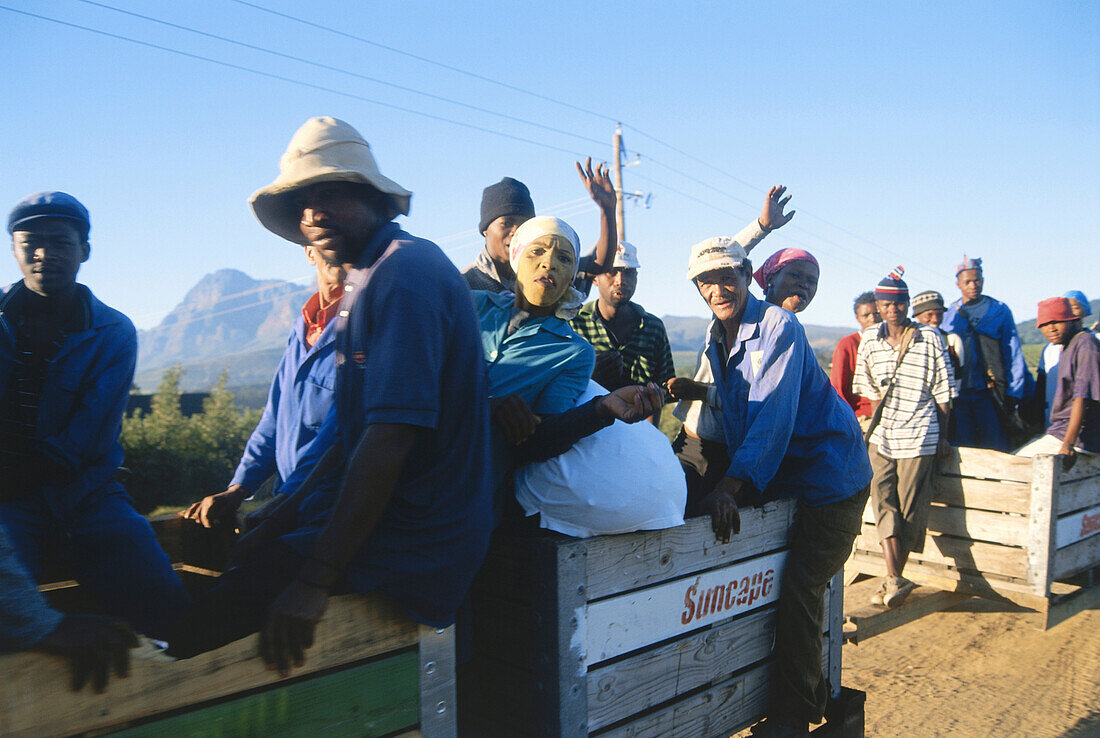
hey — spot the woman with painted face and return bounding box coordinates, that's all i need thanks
[471,216,664,521]
[753,247,821,314]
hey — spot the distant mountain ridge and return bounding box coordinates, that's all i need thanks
[136,270,1085,392]
[136,269,311,390]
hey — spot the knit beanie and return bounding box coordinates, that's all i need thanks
[911,290,945,316]
[875,266,909,303]
[479,177,535,234]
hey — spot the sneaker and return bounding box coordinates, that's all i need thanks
[870,580,888,607]
[884,576,916,608]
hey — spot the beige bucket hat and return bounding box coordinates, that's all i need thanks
[686,237,750,281]
[250,117,412,244]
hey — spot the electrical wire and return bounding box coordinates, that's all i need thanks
[227,0,619,124]
[0,4,595,159]
[73,0,608,149]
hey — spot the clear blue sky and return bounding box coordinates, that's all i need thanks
[1,0,1096,330]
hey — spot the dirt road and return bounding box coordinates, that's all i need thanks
[840,578,1100,737]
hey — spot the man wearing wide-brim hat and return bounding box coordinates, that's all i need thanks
[166,118,494,670]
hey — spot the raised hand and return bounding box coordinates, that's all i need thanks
[576,157,617,213]
[759,185,794,232]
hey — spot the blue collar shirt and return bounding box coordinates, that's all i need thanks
[706,294,871,506]
[229,313,337,496]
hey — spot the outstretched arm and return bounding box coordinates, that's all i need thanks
[575,158,618,275]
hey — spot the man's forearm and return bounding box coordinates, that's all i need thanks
[1063,398,1087,449]
[298,424,418,585]
[589,205,617,275]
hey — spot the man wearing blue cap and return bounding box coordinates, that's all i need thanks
[0,191,189,640]
[942,255,1028,451]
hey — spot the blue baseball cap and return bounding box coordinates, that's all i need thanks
[8,191,90,240]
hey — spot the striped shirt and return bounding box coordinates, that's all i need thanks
[854,322,956,459]
[570,300,675,390]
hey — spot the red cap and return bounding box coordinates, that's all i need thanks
[1036,297,1076,328]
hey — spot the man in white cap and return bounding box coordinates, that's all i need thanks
[570,241,674,421]
[672,235,871,736]
[167,118,494,675]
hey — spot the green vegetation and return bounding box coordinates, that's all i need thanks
[121,367,262,514]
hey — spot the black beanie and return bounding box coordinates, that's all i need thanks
[479,177,535,234]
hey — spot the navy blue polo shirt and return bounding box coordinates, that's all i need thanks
[288,222,493,628]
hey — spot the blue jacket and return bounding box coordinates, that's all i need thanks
[474,290,595,414]
[0,282,136,515]
[942,295,1027,399]
[706,294,871,506]
[229,312,336,495]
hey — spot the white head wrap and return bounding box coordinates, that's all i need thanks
[508,215,584,319]
[509,216,580,278]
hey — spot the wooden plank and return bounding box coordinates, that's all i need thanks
[843,582,970,644]
[1028,454,1059,596]
[853,524,1029,580]
[530,538,588,738]
[583,501,795,600]
[418,625,456,738]
[933,474,1031,514]
[586,607,775,731]
[0,593,418,737]
[1057,475,1100,515]
[938,446,1033,483]
[847,551,1048,610]
[1055,503,1100,549]
[586,551,786,665]
[862,502,1029,547]
[1059,452,1100,483]
[110,651,419,738]
[1053,535,1100,580]
[595,661,770,738]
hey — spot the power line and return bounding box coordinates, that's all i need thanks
[227,0,619,125]
[625,123,956,282]
[73,0,607,149]
[0,4,594,159]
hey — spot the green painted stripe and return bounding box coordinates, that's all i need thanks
[110,651,419,737]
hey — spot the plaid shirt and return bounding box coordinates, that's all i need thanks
[570,300,675,389]
[854,322,956,459]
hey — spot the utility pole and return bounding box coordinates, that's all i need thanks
[612,124,626,242]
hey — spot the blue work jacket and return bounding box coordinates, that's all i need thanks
[474,290,595,414]
[229,313,336,495]
[0,282,136,515]
[706,294,871,506]
[942,295,1028,399]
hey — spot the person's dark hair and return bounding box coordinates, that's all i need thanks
[853,291,876,312]
[738,258,753,279]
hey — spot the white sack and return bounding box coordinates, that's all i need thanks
[515,381,687,538]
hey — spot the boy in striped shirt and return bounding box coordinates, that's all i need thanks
[854,267,955,607]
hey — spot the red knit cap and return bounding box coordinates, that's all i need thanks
[1036,297,1076,328]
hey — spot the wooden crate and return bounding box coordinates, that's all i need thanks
[848,448,1100,629]
[0,578,456,737]
[462,500,847,737]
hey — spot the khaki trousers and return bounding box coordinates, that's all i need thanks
[869,445,937,553]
